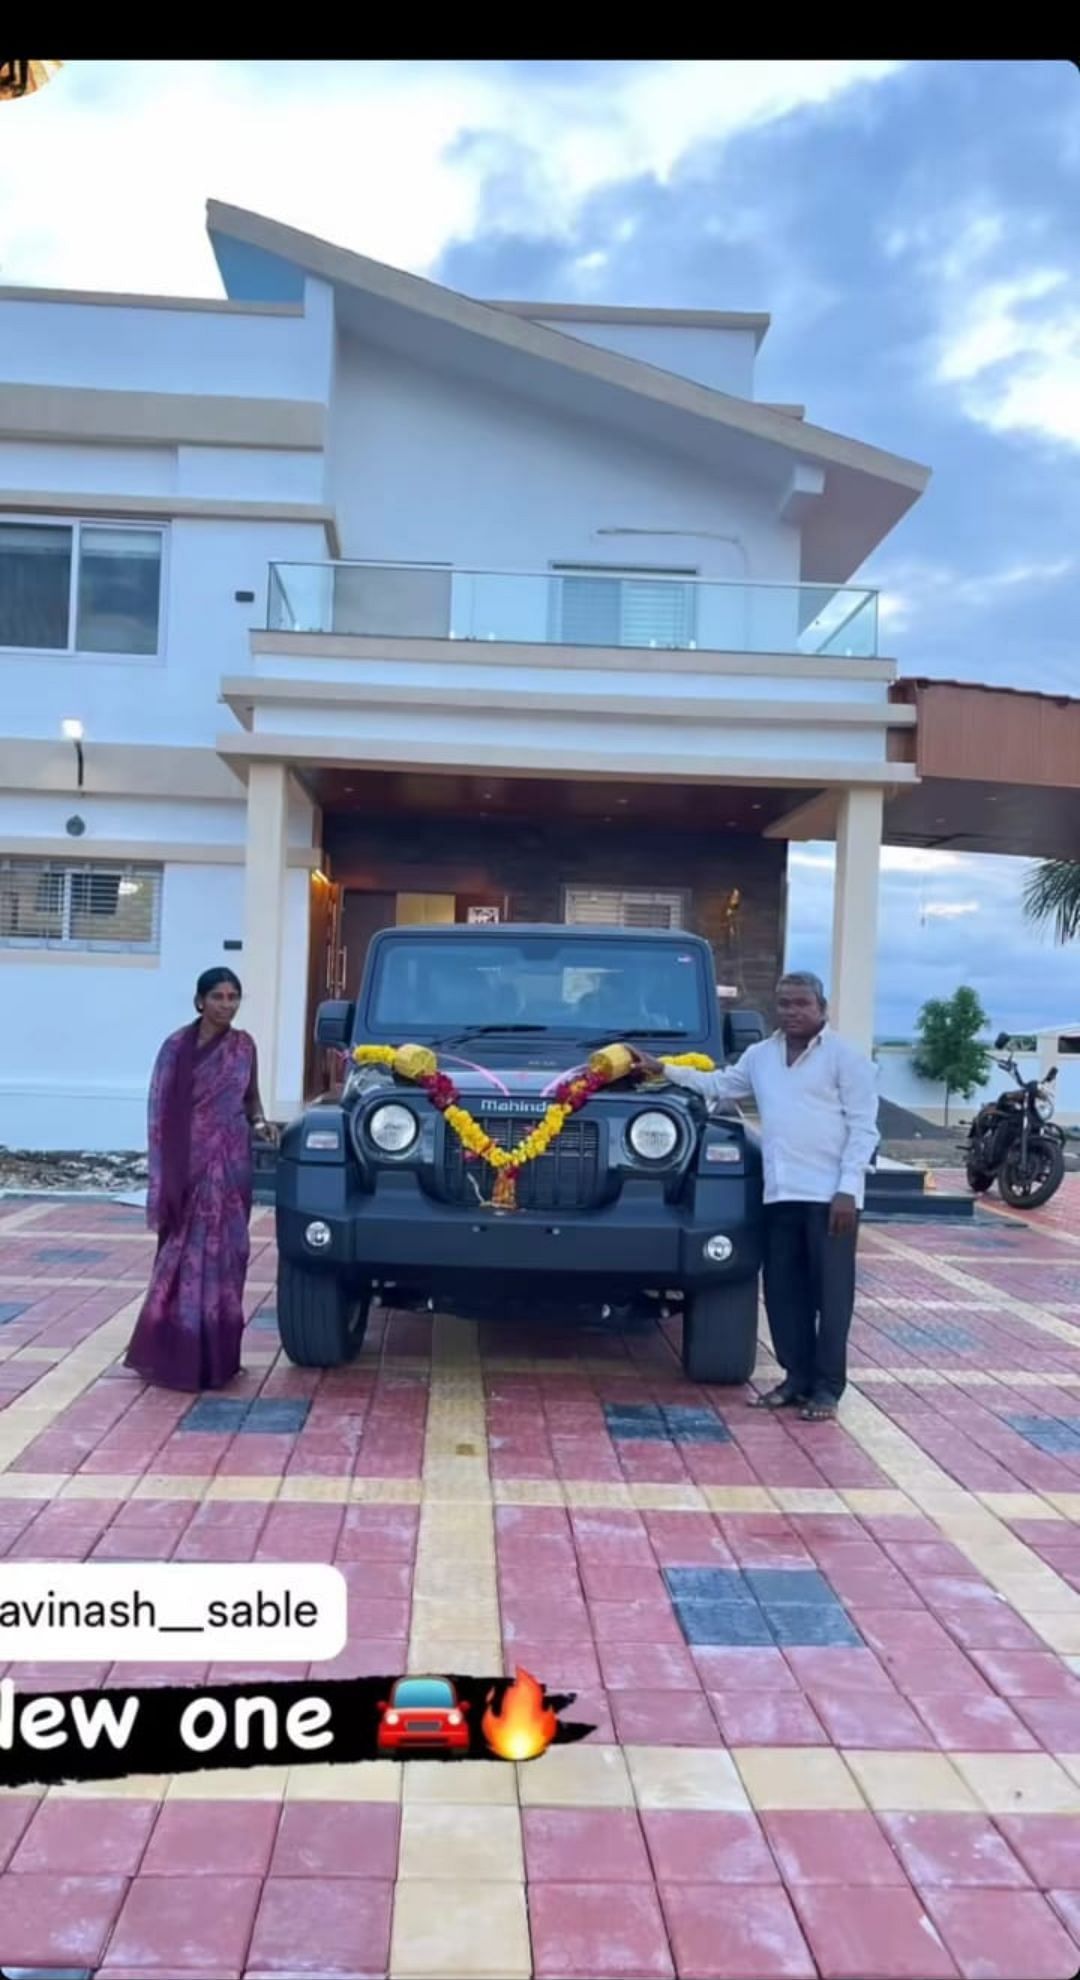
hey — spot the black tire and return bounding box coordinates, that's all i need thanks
[681,1279,760,1386]
[998,1137,1066,1211]
[276,1257,369,1367]
[966,1162,994,1194]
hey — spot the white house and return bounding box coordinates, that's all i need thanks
[0,199,939,1151]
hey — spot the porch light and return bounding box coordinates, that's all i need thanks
[61,718,85,789]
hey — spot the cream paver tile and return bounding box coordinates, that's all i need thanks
[398,1803,524,1881]
[516,1743,633,1808]
[845,1750,981,1813]
[953,1751,1080,1814]
[733,1746,865,1812]
[403,1761,517,1806]
[284,1762,402,1802]
[389,1879,531,1979]
[625,1744,750,1811]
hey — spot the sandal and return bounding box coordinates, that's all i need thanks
[748,1382,806,1411]
[799,1399,838,1421]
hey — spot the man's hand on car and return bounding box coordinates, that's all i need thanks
[828,1191,857,1237]
[629,1048,666,1079]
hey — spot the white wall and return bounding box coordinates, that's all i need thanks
[0,279,335,402]
[528,320,759,397]
[875,1045,1080,1127]
[329,339,798,586]
[0,513,329,748]
[0,862,245,1150]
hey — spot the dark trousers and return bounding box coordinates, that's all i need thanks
[762,1200,859,1403]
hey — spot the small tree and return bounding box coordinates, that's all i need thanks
[912,986,992,1125]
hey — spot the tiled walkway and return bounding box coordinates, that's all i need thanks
[1,1185,1080,1977]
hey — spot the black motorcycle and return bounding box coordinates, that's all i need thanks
[965,1034,1066,1209]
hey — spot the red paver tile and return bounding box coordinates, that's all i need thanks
[529,1880,674,1977]
[1047,1889,1080,1945]
[880,1814,1032,1889]
[523,1808,652,1882]
[0,1793,38,1868]
[103,1873,260,1971]
[577,1562,670,1602]
[910,1692,1038,1751]
[589,1600,687,1647]
[922,1886,1080,1978]
[12,1795,157,1873]
[643,1810,780,1884]
[972,1650,1080,1698]
[806,1685,936,1749]
[995,1815,1080,1887]
[782,1645,894,1691]
[597,1640,699,1689]
[246,1875,394,1976]
[692,1646,799,1691]
[140,1799,281,1876]
[763,1810,909,1886]
[1,1871,128,1966]
[1012,1693,1080,1750]
[269,1801,399,1878]
[790,1882,957,1978]
[661,1881,815,1977]
[609,1687,721,1744]
[709,1691,828,1746]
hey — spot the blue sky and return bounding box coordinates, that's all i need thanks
[2,60,1077,1034]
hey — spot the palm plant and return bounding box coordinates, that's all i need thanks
[1022,860,1080,944]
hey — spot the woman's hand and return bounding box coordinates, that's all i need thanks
[252,1117,279,1145]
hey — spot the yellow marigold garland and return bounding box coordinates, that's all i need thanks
[351,1040,715,1206]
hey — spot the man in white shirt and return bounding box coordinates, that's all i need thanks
[635,971,879,1420]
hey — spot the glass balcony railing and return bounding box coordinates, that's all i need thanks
[265,562,880,660]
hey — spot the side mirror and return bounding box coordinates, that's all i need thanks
[1047,1066,1058,1082]
[316,999,355,1048]
[376,1700,387,1712]
[460,1698,471,1711]
[994,1032,1010,1050]
[725,1010,766,1059]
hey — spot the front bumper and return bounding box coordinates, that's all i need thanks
[276,1163,762,1289]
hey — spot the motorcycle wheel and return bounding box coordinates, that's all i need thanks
[998,1137,1066,1210]
[965,1163,993,1194]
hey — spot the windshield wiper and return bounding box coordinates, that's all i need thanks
[429,1025,549,1049]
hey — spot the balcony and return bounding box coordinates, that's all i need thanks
[265,562,880,660]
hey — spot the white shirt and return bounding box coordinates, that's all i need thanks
[664,1026,879,1209]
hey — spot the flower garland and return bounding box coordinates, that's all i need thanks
[351,1040,715,1209]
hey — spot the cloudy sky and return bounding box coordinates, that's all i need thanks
[2,59,1077,1035]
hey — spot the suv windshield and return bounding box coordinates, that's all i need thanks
[366,934,711,1039]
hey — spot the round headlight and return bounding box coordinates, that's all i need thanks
[1035,1090,1055,1120]
[628,1110,679,1162]
[368,1103,419,1153]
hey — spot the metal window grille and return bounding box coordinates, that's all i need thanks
[0,859,163,952]
[563,886,687,930]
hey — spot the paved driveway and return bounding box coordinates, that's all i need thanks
[1,1184,1079,1978]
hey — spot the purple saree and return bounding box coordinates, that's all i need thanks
[125,1022,255,1391]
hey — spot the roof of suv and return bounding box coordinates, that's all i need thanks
[372,924,707,942]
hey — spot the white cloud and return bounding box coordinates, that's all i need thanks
[0,60,905,293]
[872,553,1076,634]
[889,203,1080,450]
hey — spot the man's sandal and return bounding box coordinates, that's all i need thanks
[798,1399,838,1421]
[748,1382,806,1410]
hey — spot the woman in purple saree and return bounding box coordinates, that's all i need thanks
[125,968,272,1391]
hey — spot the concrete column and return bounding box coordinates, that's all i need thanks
[242,761,289,1120]
[829,785,883,1054]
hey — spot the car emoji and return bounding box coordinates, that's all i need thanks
[376,1675,470,1754]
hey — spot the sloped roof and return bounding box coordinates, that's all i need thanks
[207,200,930,581]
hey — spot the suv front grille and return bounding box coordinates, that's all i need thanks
[440,1115,603,1210]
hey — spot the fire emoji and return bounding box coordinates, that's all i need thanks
[482,1667,559,1761]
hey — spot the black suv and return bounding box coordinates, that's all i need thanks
[275,924,766,1383]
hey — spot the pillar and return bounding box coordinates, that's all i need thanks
[242,761,289,1120]
[829,785,883,1053]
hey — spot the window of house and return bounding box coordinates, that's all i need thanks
[0,859,163,952]
[563,886,688,930]
[0,519,164,654]
[553,566,697,649]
